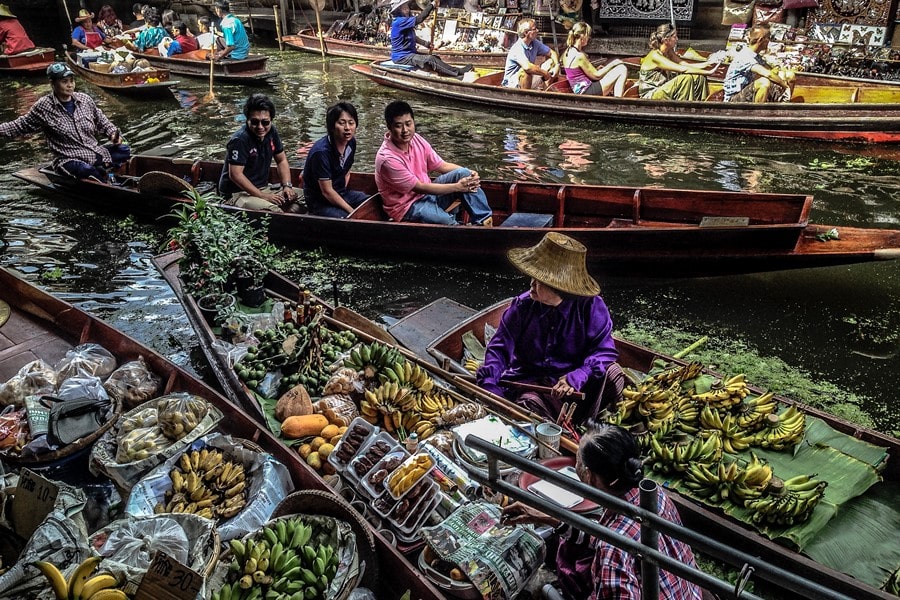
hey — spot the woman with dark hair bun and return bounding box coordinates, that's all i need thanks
[502,424,703,599]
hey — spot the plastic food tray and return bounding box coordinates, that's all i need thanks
[386,452,435,501]
[395,483,441,536]
[360,448,409,499]
[346,432,399,486]
[327,416,376,472]
[370,491,398,519]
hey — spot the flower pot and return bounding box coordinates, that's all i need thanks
[239,285,266,308]
[197,293,235,326]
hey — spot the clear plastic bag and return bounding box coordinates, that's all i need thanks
[103,357,162,410]
[0,360,57,408]
[156,393,209,441]
[95,516,189,568]
[0,408,27,451]
[56,375,110,402]
[116,425,170,464]
[56,343,117,384]
[119,406,158,435]
[317,394,359,425]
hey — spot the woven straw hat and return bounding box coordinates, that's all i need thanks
[138,171,194,196]
[75,9,94,22]
[0,5,17,18]
[507,232,600,297]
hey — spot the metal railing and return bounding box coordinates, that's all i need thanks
[464,435,855,600]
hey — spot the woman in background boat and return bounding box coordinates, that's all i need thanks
[723,25,795,103]
[501,424,703,600]
[97,5,124,38]
[562,22,627,97]
[476,232,621,424]
[126,7,166,53]
[639,23,721,101]
[71,9,106,51]
[302,101,370,218]
[0,4,35,55]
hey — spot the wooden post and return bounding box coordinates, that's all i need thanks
[58,0,73,29]
[273,5,283,51]
[280,2,288,44]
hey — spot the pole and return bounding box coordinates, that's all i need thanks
[58,0,73,29]
[546,0,560,56]
[204,27,216,102]
[428,0,439,54]
[639,479,661,600]
[273,5,283,51]
[312,0,326,59]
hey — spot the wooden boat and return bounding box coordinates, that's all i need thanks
[416,297,900,600]
[134,48,277,84]
[64,51,178,98]
[349,62,900,143]
[0,47,55,73]
[283,29,509,67]
[0,267,445,600]
[12,154,900,278]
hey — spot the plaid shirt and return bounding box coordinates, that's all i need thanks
[589,487,703,600]
[0,91,119,169]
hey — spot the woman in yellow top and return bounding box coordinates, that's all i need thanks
[562,22,628,97]
[639,23,721,101]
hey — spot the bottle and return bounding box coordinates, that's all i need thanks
[283,302,293,324]
[405,432,419,453]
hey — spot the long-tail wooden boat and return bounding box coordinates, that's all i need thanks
[133,48,277,84]
[0,47,55,73]
[12,154,900,278]
[416,297,900,600]
[350,61,900,143]
[0,267,445,600]
[64,51,178,98]
[283,29,509,67]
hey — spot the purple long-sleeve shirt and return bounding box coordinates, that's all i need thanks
[476,291,618,397]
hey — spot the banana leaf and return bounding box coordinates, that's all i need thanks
[462,330,486,362]
[802,481,900,592]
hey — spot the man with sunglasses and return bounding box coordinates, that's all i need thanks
[0,63,129,181]
[219,93,299,212]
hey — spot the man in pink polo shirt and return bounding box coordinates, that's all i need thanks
[374,100,492,226]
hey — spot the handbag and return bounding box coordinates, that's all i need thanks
[781,0,817,9]
[46,396,110,446]
[723,0,756,25]
[754,4,785,24]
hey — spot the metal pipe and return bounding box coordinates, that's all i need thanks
[640,478,660,600]
[464,435,854,600]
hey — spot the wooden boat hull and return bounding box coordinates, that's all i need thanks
[135,49,277,84]
[12,155,900,278]
[350,62,900,143]
[0,267,445,600]
[0,47,54,73]
[422,297,899,600]
[65,51,177,98]
[282,31,509,67]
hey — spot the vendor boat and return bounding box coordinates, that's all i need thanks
[64,50,178,98]
[12,154,900,279]
[349,61,900,143]
[0,47,55,73]
[133,48,276,84]
[0,266,446,600]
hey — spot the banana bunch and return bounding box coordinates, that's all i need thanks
[671,396,700,434]
[344,342,405,381]
[213,517,340,600]
[389,454,433,496]
[691,374,748,410]
[463,358,481,374]
[153,448,247,520]
[34,556,125,600]
[752,406,805,450]
[644,361,704,385]
[380,358,435,393]
[604,397,637,426]
[686,460,752,503]
[734,392,777,430]
[730,452,773,505]
[625,384,678,420]
[699,405,755,454]
[745,474,827,526]
[648,434,721,474]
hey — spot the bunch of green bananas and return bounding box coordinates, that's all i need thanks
[698,405,756,454]
[690,373,749,410]
[644,361,704,386]
[34,556,125,600]
[213,518,340,600]
[745,474,827,526]
[344,342,405,381]
[379,359,434,393]
[648,433,721,474]
[752,406,806,450]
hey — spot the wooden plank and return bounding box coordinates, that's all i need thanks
[388,298,476,363]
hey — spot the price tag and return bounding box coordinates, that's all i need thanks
[12,468,58,538]
[134,551,203,600]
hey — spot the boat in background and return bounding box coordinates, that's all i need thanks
[350,62,900,143]
[12,154,900,278]
[134,48,276,84]
[65,51,178,98]
[0,47,55,73]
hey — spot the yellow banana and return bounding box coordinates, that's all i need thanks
[68,556,102,600]
[87,590,128,600]
[34,561,68,600]
[79,573,119,600]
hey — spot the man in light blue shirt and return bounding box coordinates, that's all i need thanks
[502,17,558,89]
[213,0,250,60]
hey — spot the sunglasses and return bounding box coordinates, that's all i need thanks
[248,118,271,127]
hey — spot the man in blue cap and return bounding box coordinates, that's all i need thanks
[0,62,130,180]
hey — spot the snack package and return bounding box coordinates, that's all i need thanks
[56,344,117,384]
[0,408,27,451]
[156,393,209,441]
[103,357,162,409]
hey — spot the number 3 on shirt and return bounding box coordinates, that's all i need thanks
[231,150,239,161]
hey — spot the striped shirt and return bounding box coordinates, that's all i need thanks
[0,91,119,169]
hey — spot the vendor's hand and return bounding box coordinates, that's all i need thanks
[551,376,576,401]
[501,502,549,526]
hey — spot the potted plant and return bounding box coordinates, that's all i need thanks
[230,255,267,307]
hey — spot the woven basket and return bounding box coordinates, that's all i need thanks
[272,489,378,589]
[137,171,194,196]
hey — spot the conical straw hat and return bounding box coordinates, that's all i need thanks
[0,5,17,18]
[507,232,600,297]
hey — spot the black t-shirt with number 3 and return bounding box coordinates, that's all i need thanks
[218,124,284,197]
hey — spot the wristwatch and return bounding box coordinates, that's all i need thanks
[281,183,293,189]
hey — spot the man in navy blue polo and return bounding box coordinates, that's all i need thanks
[218,93,299,212]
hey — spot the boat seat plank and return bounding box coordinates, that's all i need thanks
[499,212,554,228]
[388,298,476,364]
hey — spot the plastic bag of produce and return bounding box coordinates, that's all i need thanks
[56,375,110,402]
[124,433,292,541]
[115,426,171,464]
[56,344,117,385]
[156,392,209,441]
[0,360,57,408]
[0,408,27,451]
[90,398,223,493]
[103,357,162,410]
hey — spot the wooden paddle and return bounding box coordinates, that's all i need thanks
[500,379,585,401]
[311,0,326,60]
[428,0,439,54]
[203,26,216,102]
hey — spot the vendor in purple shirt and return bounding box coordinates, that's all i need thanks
[476,232,621,424]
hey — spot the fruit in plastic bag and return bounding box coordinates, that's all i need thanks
[157,393,209,441]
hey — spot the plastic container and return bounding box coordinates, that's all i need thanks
[328,416,376,472]
[388,476,437,528]
[361,449,409,499]
[370,492,398,519]
[347,432,399,483]
[386,452,435,501]
[395,483,441,536]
